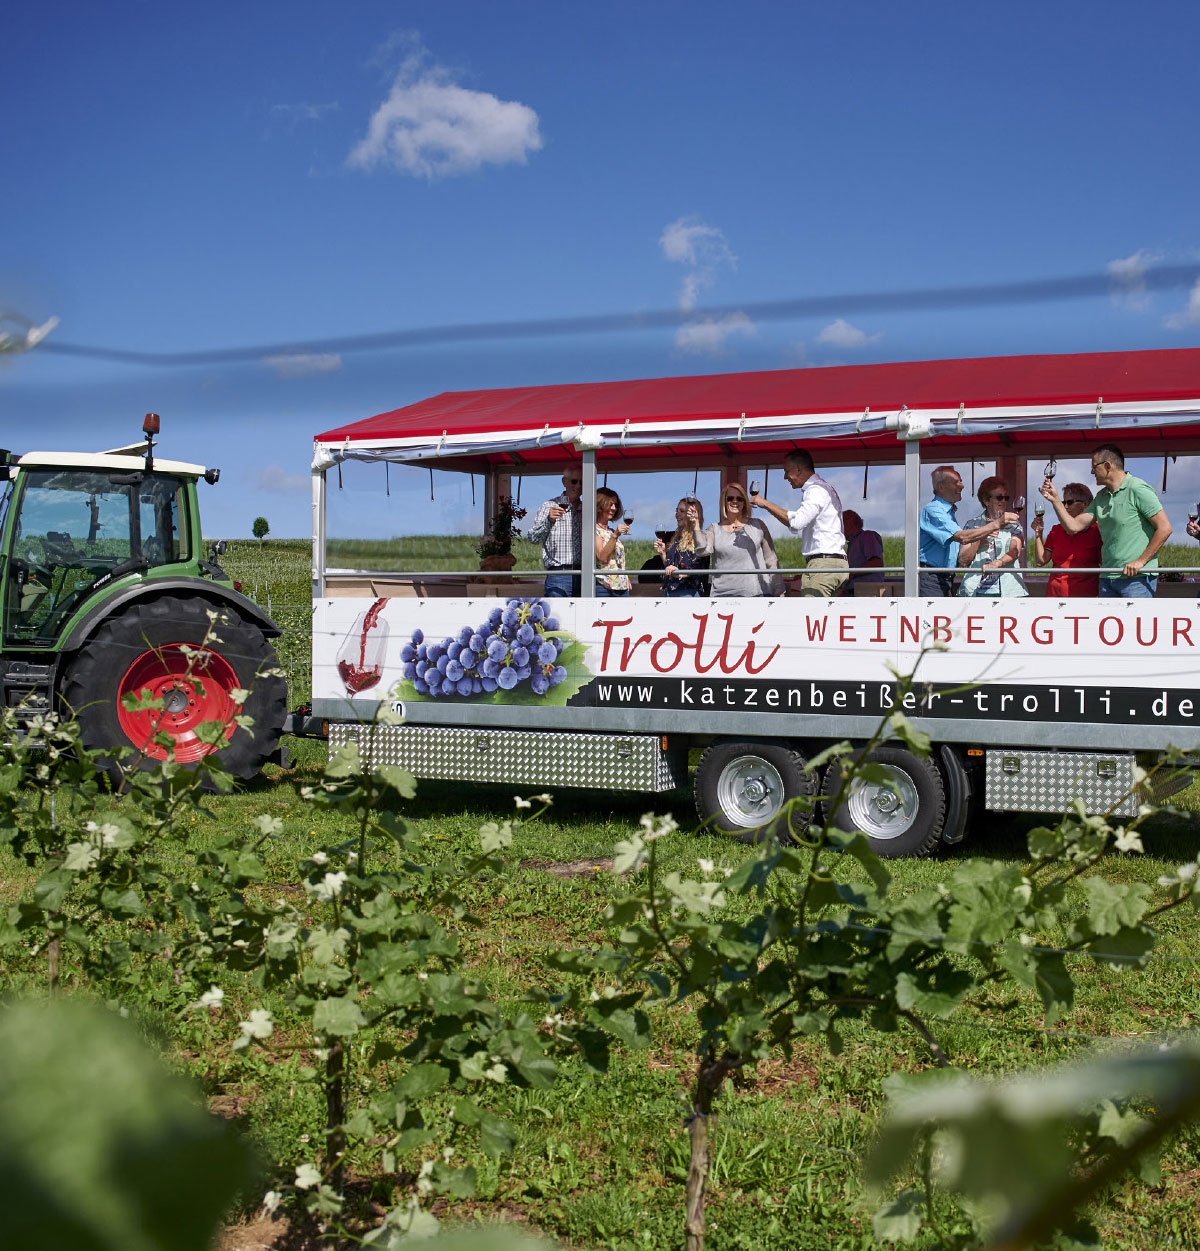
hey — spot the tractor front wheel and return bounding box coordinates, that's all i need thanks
[62,595,286,783]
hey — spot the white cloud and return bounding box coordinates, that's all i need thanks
[263,353,342,378]
[1107,248,1163,311]
[1164,277,1200,330]
[816,318,880,349]
[673,312,755,356]
[257,464,310,494]
[348,44,542,179]
[659,216,736,313]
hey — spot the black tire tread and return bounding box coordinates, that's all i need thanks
[820,745,945,859]
[61,593,286,782]
[695,741,815,844]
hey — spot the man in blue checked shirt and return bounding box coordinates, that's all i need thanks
[919,466,1019,596]
[527,470,584,596]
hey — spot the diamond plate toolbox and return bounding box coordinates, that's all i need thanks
[985,749,1140,817]
[328,723,689,791]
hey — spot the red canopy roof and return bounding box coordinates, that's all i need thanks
[315,347,1200,469]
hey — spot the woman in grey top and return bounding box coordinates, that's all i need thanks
[689,482,783,597]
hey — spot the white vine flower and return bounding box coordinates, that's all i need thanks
[532,793,552,804]
[1113,827,1144,854]
[191,986,224,1011]
[513,795,532,810]
[639,812,679,840]
[234,1008,275,1050]
[305,871,348,902]
[262,1190,281,1214]
[697,858,714,874]
[311,851,329,865]
[294,1162,321,1190]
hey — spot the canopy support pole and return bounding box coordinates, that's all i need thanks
[904,438,921,597]
[581,450,597,597]
[312,467,326,599]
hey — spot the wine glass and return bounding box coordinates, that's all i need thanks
[1012,495,1026,512]
[622,514,633,528]
[337,610,389,695]
[749,479,761,496]
[1035,500,1046,517]
[1043,459,1057,481]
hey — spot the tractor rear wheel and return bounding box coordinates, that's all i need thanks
[61,595,286,783]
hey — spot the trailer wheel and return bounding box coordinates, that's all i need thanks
[61,595,287,783]
[694,742,815,843]
[820,746,945,858]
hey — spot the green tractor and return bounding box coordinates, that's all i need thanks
[0,414,287,779]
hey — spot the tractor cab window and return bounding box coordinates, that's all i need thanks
[139,477,186,566]
[3,469,184,647]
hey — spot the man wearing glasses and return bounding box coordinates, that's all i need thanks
[528,470,584,597]
[919,466,1019,597]
[1039,444,1172,598]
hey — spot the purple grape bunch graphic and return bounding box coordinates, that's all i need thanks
[399,598,569,699]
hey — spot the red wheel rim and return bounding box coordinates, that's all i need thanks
[116,643,239,762]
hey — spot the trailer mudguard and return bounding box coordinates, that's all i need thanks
[59,577,281,655]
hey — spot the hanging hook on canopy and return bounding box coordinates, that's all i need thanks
[862,462,869,499]
[516,475,522,504]
[692,467,699,496]
[957,402,966,435]
[1164,454,1175,492]
[470,473,475,507]
[385,461,390,496]
[737,412,746,441]
[429,466,434,501]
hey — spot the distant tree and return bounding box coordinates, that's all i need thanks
[252,516,270,543]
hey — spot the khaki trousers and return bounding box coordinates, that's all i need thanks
[799,556,848,597]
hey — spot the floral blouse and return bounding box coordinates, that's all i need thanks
[957,512,1027,598]
[595,524,631,591]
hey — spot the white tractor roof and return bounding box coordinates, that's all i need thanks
[17,451,207,476]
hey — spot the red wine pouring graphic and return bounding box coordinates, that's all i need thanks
[337,597,390,694]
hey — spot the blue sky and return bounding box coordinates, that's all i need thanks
[4,0,1200,544]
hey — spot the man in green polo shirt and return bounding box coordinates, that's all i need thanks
[1040,443,1172,597]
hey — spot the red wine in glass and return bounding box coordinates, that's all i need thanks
[337,659,382,693]
[337,597,389,695]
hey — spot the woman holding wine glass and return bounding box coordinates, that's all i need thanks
[1031,483,1102,596]
[688,482,783,597]
[594,487,631,597]
[957,476,1028,597]
[653,497,711,597]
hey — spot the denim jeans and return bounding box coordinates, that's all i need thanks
[594,583,630,597]
[1099,574,1158,599]
[665,582,704,597]
[543,573,581,597]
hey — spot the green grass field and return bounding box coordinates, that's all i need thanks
[38,538,1179,1247]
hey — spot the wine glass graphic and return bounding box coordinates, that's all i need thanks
[337,605,389,694]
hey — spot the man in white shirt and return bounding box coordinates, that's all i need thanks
[751,449,847,596]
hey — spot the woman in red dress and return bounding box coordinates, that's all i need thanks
[1031,482,1102,596]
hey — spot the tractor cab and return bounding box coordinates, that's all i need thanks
[2,456,200,649]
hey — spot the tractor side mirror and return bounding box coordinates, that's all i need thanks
[210,540,227,558]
